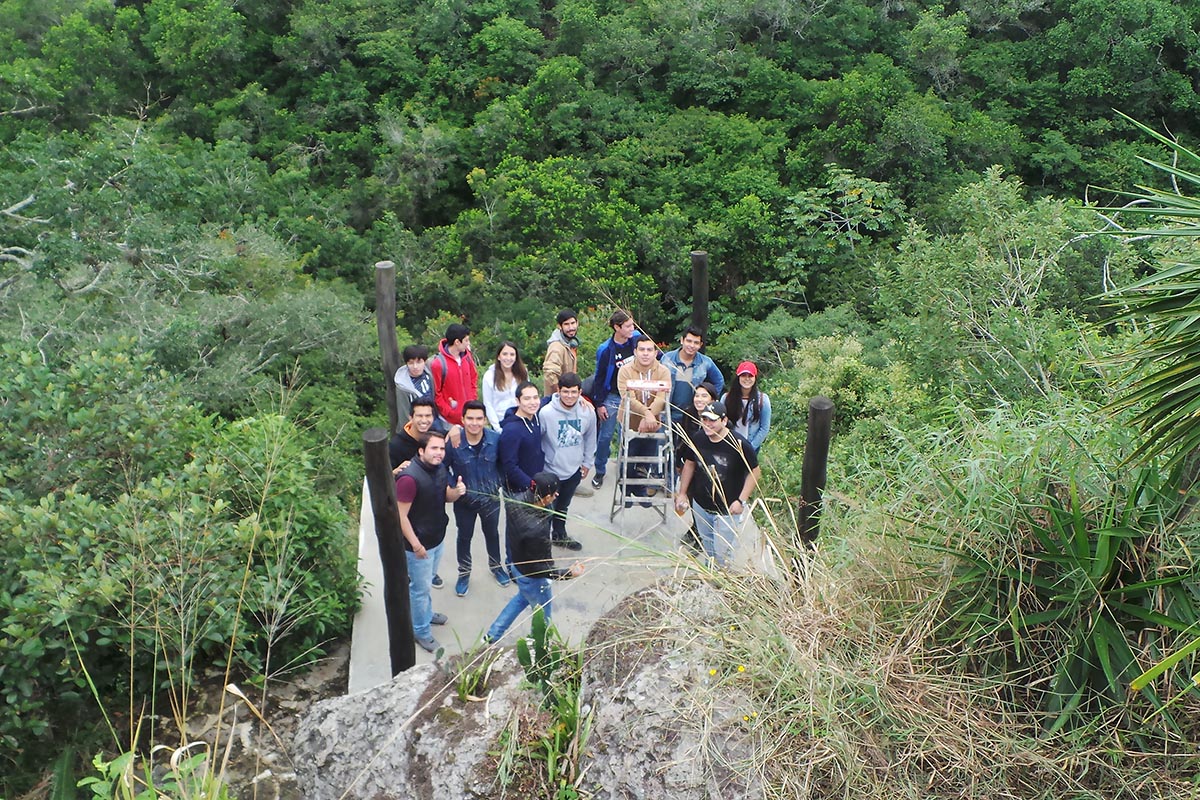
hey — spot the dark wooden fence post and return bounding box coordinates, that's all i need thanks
[690,251,709,337]
[363,427,415,675]
[375,261,402,437]
[799,396,835,548]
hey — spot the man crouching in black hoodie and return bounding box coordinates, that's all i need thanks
[484,472,584,643]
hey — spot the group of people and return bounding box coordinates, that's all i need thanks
[388,311,770,651]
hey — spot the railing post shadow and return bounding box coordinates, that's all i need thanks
[363,427,415,674]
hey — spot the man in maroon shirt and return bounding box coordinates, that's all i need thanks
[396,431,466,652]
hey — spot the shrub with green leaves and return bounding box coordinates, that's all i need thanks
[0,341,357,785]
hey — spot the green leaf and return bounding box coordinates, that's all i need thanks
[1130,635,1200,692]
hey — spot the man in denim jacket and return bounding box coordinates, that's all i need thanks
[660,325,725,427]
[445,400,509,597]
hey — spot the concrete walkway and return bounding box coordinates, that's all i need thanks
[348,465,776,694]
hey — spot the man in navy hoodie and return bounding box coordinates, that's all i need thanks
[499,381,545,493]
[586,309,641,490]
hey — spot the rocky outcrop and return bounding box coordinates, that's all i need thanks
[579,583,761,799]
[293,582,761,799]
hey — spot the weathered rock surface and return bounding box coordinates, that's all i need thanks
[579,583,761,800]
[293,656,530,800]
[293,581,760,799]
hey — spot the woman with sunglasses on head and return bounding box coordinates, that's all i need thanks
[721,361,771,455]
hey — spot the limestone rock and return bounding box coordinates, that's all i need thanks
[293,655,531,800]
[292,582,760,799]
[579,583,760,800]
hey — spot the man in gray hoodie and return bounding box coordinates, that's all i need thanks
[394,344,435,428]
[537,372,596,551]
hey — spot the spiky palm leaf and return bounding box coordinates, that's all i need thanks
[1102,114,1200,469]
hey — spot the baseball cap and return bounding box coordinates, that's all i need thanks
[700,401,727,421]
[736,361,758,377]
[531,471,560,498]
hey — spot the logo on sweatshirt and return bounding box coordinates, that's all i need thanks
[556,419,582,448]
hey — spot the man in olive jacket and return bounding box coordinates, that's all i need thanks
[541,308,579,395]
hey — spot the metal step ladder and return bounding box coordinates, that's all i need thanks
[610,379,676,522]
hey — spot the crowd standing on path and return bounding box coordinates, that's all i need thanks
[388,307,772,646]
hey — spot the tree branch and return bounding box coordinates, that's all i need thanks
[2,194,50,224]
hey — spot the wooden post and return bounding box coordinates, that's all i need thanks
[799,396,834,548]
[363,427,415,674]
[375,261,402,436]
[690,251,709,337]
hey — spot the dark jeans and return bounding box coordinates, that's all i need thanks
[593,392,622,475]
[551,469,582,540]
[454,495,502,576]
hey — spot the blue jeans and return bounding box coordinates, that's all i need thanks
[593,392,623,476]
[691,505,740,568]
[454,496,502,576]
[406,540,444,639]
[486,564,554,642]
[551,469,582,539]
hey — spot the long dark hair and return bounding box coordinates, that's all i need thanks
[491,341,528,390]
[725,376,762,425]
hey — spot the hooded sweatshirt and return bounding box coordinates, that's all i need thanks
[498,406,545,492]
[393,365,434,426]
[542,329,579,395]
[430,338,479,426]
[388,419,423,469]
[537,392,597,480]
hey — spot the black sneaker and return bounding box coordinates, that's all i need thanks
[432,574,444,589]
[590,473,604,490]
[553,536,583,551]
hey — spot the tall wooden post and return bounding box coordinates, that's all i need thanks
[690,251,709,337]
[799,396,834,548]
[375,261,402,436]
[363,428,416,674]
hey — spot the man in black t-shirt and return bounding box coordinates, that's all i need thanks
[675,400,760,567]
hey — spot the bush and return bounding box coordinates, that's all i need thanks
[0,342,358,789]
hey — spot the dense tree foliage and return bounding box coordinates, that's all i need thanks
[3,0,1196,339]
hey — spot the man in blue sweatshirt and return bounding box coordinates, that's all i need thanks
[586,309,641,490]
[499,381,545,493]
